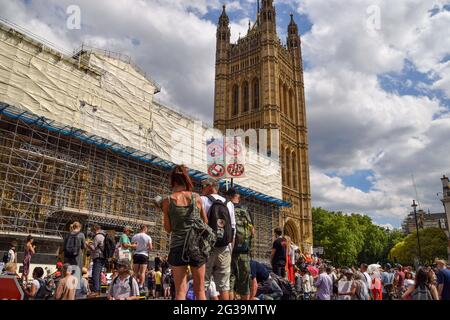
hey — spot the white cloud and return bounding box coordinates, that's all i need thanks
[299,0,450,226]
[0,0,449,227]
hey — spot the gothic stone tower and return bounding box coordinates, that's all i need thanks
[214,1,313,251]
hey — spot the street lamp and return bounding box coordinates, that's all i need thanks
[411,200,422,264]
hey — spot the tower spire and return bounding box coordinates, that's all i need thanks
[218,4,229,28]
[257,0,261,25]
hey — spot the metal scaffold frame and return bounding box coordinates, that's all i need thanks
[0,113,279,260]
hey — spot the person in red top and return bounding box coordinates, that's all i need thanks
[371,272,383,300]
[395,265,405,297]
[285,236,295,284]
[303,253,313,265]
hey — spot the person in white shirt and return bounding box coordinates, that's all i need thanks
[131,225,153,291]
[360,264,372,290]
[201,178,235,300]
[7,241,17,263]
[108,259,140,300]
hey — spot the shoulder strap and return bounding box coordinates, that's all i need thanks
[129,276,135,297]
[189,193,200,219]
[111,276,119,296]
[206,195,216,203]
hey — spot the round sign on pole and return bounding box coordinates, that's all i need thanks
[226,142,242,157]
[208,163,225,179]
[0,276,24,300]
[207,144,223,158]
[227,163,245,177]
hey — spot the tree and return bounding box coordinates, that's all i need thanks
[312,208,406,267]
[389,228,447,265]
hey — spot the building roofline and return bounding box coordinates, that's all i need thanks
[0,103,290,208]
[0,17,162,93]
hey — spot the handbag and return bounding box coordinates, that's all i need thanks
[182,193,216,263]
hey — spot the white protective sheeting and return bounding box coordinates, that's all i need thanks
[0,22,282,200]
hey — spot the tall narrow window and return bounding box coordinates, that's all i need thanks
[289,90,294,119]
[292,152,297,190]
[243,81,249,112]
[285,151,290,187]
[284,85,289,116]
[253,78,260,110]
[279,81,284,113]
[232,85,239,116]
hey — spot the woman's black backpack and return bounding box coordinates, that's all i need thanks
[206,196,232,248]
[35,278,53,300]
[98,232,116,260]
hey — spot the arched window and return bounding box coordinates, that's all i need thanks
[253,78,260,110]
[242,81,249,112]
[232,85,239,116]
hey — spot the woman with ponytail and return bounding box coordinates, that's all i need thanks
[161,165,208,300]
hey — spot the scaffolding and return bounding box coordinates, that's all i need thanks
[0,18,286,262]
[0,112,169,249]
[0,112,280,260]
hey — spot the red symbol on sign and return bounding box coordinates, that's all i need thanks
[208,163,225,178]
[226,142,242,156]
[227,163,245,177]
[0,276,24,300]
[207,144,223,158]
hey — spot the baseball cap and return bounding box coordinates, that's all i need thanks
[116,259,131,269]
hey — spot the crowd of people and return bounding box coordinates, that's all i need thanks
[2,164,450,301]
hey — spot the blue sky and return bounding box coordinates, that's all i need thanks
[1,0,449,229]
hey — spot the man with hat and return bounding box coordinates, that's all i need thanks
[108,259,140,300]
[227,187,254,300]
[201,178,236,300]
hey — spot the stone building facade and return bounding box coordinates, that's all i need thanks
[213,1,312,251]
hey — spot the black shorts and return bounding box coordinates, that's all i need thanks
[133,254,149,265]
[155,284,163,293]
[168,246,206,268]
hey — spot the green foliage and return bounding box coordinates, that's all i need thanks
[312,208,405,267]
[388,228,447,265]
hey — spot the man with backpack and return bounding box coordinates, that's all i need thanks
[227,188,254,300]
[201,178,235,300]
[381,263,395,300]
[131,224,153,293]
[23,267,53,300]
[250,260,283,300]
[87,224,114,298]
[63,221,86,273]
[108,259,140,300]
